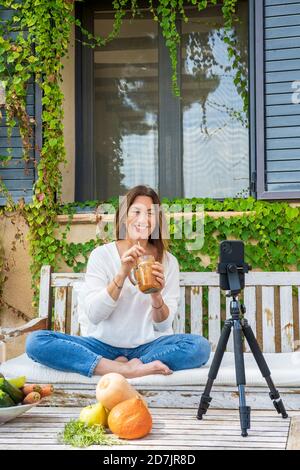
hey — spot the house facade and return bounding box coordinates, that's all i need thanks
[0,0,300,350]
[1,0,300,205]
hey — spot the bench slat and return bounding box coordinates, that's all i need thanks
[70,287,80,336]
[244,287,257,353]
[190,287,203,336]
[280,286,294,352]
[39,265,52,320]
[262,287,275,353]
[51,273,84,287]
[294,286,300,351]
[299,287,300,350]
[179,272,300,287]
[53,287,67,333]
[208,287,221,351]
[51,272,300,288]
[173,287,185,334]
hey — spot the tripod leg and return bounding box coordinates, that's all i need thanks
[197,320,232,420]
[242,321,288,419]
[233,320,251,437]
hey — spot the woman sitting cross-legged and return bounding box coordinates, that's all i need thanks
[26,185,211,379]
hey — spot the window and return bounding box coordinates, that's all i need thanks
[182,5,249,198]
[76,1,249,201]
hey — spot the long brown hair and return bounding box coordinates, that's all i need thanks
[115,186,169,262]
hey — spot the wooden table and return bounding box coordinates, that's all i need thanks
[0,407,298,450]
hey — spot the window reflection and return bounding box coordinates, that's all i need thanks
[182,3,249,198]
[94,15,158,199]
[92,3,249,200]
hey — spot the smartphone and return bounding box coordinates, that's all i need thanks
[218,240,245,291]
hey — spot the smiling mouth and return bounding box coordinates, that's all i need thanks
[134,225,149,232]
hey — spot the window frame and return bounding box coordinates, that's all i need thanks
[75,1,96,201]
[253,0,300,200]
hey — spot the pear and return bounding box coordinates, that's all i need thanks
[79,402,108,427]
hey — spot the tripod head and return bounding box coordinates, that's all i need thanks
[218,262,252,297]
[217,241,252,297]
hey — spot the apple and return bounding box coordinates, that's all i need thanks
[79,402,108,427]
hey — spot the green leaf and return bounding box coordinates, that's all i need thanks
[28,55,37,63]
[48,138,58,147]
[286,207,299,220]
[36,216,45,224]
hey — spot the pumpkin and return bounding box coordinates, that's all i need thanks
[108,396,152,439]
[96,373,144,411]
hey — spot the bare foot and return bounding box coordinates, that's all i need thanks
[114,356,128,363]
[120,358,173,379]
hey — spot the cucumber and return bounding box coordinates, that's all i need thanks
[0,390,15,407]
[0,378,24,404]
[7,376,26,389]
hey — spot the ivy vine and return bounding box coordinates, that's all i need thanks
[75,0,248,106]
[0,0,75,309]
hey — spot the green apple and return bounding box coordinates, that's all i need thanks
[79,402,108,427]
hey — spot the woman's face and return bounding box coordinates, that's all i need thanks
[126,196,157,241]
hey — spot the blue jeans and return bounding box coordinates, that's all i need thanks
[26,330,211,378]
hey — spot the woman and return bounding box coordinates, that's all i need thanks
[26,186,211,378]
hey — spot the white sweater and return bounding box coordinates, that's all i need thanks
[78,241,180,348]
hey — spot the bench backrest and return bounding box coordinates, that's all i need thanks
[39,266,300,353]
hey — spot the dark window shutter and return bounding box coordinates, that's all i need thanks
[0,6,41,206]
[254,0,300,200]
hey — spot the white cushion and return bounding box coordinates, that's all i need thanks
[1,351,300,387]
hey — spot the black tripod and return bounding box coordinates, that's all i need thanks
[197,269,288,437]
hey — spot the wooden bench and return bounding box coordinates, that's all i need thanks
[1,266,300,410]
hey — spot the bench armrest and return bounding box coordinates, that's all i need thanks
[0,318,48,343]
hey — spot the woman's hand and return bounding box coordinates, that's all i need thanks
[151,262,165,292]
[151,262,168,320]
[119,244,146,277]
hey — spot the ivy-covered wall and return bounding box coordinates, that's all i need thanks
[58,197,300,274]
[1,196,300,336]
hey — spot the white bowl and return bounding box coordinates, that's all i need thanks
[0,402,40,424]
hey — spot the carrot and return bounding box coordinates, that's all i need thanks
[22,391,41,404]
[40,384,54,398]
[22,384,42,396]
